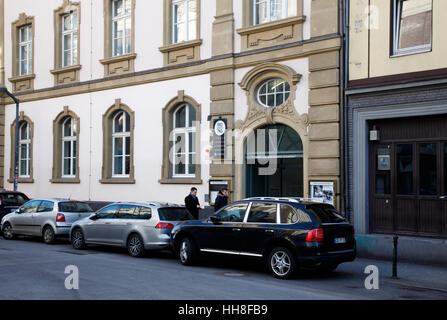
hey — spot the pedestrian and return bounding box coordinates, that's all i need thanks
[185,187,200,219]
[214,188,228,212]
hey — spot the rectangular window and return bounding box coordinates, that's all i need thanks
[397,144,413,195]
[172,0,197,43]
[112,0,132,56]
[18,25,32,76]
[419,143,437,196]
[444,143,447,196]
[62,11,78,67]
[254,0,288,25]
[113,136,130,176]
[393,0,432,56]
[247,202,277,223]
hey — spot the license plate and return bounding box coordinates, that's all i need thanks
[334,237,346,244]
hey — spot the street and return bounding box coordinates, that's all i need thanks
[1,236,446,300]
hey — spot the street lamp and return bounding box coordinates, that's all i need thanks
[0,85,20,191]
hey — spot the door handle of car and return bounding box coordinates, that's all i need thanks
[265,229,274,233]
[440,196,447,200]
[232,228,241,232]
[105,222,111,225]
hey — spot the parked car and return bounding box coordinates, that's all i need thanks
[0,190,29,223]
[1,199,94,244]
[171,197,356,279]
[70,201,195,257]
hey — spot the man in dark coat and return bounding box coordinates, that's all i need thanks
[214,188,228,212]
[185,187,200,219]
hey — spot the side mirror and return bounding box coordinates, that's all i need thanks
[90,214,99,221]
[16,208,22,214]
[209,216,221,224]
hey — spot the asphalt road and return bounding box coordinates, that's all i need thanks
[0,236,446,300]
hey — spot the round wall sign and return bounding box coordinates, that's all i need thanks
[214,120,226,136]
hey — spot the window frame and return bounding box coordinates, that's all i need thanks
[256,78,291,108]
[171,0,197,44]
[391,0,433,57]
[61,117,77,178]
[18,122,31,178]
[112,0,132,57]
[172,103,197,178]
[253,0,288,26]
[18,25,33,76]
[243,202,280,224]
[214,202,250,223]
[112,111,131,178]
[61,10,78,67]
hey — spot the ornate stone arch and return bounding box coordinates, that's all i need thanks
[50,106,80,183]
[159,90,202,184]
[100,99,135,184]
[236,62,308,133]
[9,112,34,183]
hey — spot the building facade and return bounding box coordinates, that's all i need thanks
[0,0,342,207]
[347,0,447,263]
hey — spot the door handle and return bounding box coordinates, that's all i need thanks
[265,229,274,233]
[232,228,241,232]
[105,222,111,225]
[440,196,446,200]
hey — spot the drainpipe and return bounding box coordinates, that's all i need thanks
[343,0,351,221]
[339,0,346,216]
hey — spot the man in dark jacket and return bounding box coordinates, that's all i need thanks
[214,188,228,212]
[185,187,200,219]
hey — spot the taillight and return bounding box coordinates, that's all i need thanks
[56,213,66,222]
[306,228,324,242]
[155,222,174,229]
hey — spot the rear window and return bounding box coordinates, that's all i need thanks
[58,202,93,213]
[158,207,194,221]
[1,193,29,206]
[306,205,346,224]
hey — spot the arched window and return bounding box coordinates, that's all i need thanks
[19,122,31,178]
[62,117,77,177]
[256,78,290,108]
[112,110,131,177]
[172,103,196,177]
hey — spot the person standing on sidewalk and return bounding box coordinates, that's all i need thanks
[214,188,228,212]
[185,187,200,219]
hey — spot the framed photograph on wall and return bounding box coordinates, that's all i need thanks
[309,180,336,206]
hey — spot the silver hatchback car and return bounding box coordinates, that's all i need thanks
[1,199,94,244]
[70,201,195,257]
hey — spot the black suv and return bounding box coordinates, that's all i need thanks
[171,198,356,279]
[0,190,29,222]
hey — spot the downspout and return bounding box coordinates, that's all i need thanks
[343,0,351,221]
[339,0,346,215]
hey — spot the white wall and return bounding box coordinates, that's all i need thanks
[4,74,211,205]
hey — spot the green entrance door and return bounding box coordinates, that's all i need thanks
[245,124,303,198]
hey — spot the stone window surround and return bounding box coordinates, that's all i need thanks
[8,112,34,184]
[159,0,202,66]
[9,13,36,93]
[100,0,137,77]
[51,0,82,86]
[100,99,136,184]
[159,90,202,184]
[50,106,80,184]
[237,0,305,51]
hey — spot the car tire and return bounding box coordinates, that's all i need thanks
[71,228,86,250]
[268,247,297,279]
[43,226,56,244]
[178,237,198,266]
[2,223,15,240]
[318,263,339,274]
[127,233,145,257]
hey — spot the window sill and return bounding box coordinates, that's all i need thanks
[8,178,34,184]
[50,65,82,86]
[8,74,36,93]
[100,178,136,184]
[99,53,137,77]
[159,178,203,185]
[236,16,306,51]
[159,39,203,66]
[390,47,432,58]
[50,178,81,184]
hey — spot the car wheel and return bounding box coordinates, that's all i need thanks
[318,263,339,274]
[179,237,198,266]
[268,247,297,279]
[43,226,56,244]
[71,228,86,250]
[127,234,145,257]
[2,223,15,240]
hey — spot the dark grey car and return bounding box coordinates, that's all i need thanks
[70,201,195,257]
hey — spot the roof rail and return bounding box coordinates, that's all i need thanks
[244,197,301,203]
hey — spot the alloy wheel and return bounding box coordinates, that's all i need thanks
[72,230,85,249]
[2,224,13,239]
[270,250,291,277]
[180,240,188,263]
[43,227,55,244]
[128,235,143,257]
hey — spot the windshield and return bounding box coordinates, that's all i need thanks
[58,202,93,213]
[306,204,346,223]
[158,207,194,221]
